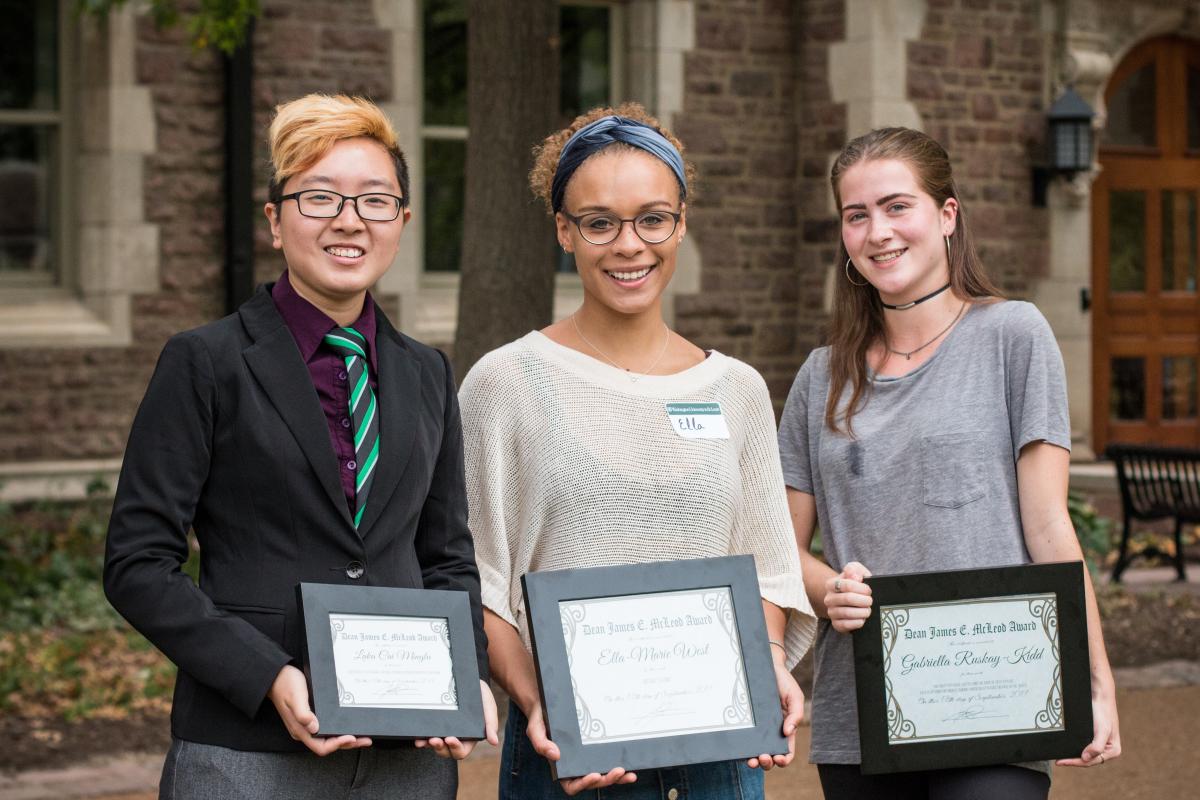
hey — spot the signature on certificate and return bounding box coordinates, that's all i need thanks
[942,705,1007,722]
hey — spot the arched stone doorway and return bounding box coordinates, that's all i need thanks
[1091,36,1200,451]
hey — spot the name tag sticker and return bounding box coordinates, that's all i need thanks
[665,402,730,440]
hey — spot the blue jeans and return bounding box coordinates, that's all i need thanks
[499,702,765,800]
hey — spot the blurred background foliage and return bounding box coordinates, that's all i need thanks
[0,484,197,721]
[75,0,259,54]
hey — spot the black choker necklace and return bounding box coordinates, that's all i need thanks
[880,282,951,311]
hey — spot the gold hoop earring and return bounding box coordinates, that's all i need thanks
[845,258,869,287]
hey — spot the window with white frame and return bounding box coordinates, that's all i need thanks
[420,0,625,274]
[0,1,159,350]
[0,0,66,286]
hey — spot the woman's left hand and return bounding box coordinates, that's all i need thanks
[747,659,804,770]
[1056,689,1121,768]
[414,679,500,759]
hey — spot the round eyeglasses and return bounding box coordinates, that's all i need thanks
[562,209,682,245]
[279,189,404,222]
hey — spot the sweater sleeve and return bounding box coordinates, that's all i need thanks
[729,366,817,670]
[459,352,525,630]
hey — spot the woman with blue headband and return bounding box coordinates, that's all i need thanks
[459,103,816,798]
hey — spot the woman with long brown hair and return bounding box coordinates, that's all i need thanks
[778,127,1121,798]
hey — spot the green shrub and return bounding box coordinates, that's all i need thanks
[1068,491,1114,577]
[0,490,196,718]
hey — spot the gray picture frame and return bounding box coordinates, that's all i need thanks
[296,582,483,740]
[521,555,787,779]
[852,561,1093,774]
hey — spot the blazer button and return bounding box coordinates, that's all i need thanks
[345,561,365,580]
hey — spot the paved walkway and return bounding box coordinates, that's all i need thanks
[3,660,1197,800]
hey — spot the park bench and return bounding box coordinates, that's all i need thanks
[1105,443,1200,582]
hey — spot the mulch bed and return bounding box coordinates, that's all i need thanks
[0,711,170,772]
[1097,585,1200,666]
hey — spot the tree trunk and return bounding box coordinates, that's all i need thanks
[453,0,560,380]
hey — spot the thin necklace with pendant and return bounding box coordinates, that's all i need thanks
[571,313,672,382]
[885,301,967,361]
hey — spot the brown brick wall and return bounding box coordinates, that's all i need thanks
[252,1,393,287]
[0,0,392,464]
[908,0,1049,299]
[673,0,840,406]
[791,0,846,388]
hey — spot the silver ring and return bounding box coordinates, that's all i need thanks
[1098,754,1105,765]
[834,579,843,593]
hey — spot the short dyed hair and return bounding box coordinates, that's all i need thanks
[267,94,410,209]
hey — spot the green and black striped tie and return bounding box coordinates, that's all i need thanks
[323,326,380,529]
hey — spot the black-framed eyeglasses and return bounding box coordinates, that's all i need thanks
[279,189,405,222]
[562,209,682,245]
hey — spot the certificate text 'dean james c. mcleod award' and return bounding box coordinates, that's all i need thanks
[329,613,458,710]
[879,594,1063,744]
[522,555,787,779]
[852,562,1092,774]
[297,583,484,740]
[560,587,753,745]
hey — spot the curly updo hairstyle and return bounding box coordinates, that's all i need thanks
[528,102,698,215]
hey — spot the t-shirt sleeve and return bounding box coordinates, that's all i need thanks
[459,354,522,630]
[778,352,817,493]
[1003,302,1072,459]
[731,367,817,669]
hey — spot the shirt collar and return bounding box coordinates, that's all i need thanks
[271,270,379,372]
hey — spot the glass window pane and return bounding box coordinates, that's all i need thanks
[0,0,57,111]
[423,0,467,127]
[560,5,612,121]
[1162,356,1198,420]
[1109,190,1146,292]
[1189,64,1200,151]
[0,125,56,275]
[1162,190,1198,292]
[1103,63,1156,148]
[1110,357,1146,420]
[423,138,466,273]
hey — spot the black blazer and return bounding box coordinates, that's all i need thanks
[104,286,488,752]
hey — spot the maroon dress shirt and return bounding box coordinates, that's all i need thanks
[271,271,378,514]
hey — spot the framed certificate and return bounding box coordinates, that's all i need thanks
[852,561,1093,774]
[296,583,483,739]
[521,555,787,779]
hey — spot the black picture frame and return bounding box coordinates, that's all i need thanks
[296,582,483,740]
[852,561,1093,774]
[521,555,787,779]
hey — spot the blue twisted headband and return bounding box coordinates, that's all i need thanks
[550,115,687,212]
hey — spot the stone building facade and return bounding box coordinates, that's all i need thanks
[1,0,1198,498]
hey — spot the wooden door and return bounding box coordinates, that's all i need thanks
[1092,37,1200,451]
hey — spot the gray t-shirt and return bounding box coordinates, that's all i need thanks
[777,300,1070,765]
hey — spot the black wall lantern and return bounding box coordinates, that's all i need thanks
[1033,88,1095,207]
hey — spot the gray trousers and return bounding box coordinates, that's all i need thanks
[159,738,457,800]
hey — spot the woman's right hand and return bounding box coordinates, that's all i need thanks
[525,702,638,795]
[825,561,873,633]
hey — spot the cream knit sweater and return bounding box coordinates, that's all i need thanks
[459,331,816,669]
